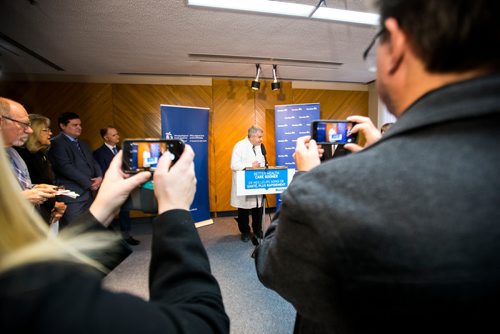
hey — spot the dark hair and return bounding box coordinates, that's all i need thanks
[58,112,80,128]
[380,122,394,135]
[377,0,500,73]
[100,126,115,139]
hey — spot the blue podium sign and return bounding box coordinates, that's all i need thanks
[236,167,295,196]
[245,169,288,190]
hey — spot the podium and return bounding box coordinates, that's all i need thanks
[236,166,295,197]
[236,166,295,235]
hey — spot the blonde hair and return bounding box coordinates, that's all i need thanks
[0,135,116,274]
[25,114,50,153]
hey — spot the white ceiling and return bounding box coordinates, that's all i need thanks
[0,0,380,84]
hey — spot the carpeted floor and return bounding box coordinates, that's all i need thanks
[103,215,295,334]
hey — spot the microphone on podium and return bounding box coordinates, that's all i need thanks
[261,143,269,169]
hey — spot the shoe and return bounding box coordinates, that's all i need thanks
[125,236,140,246]
[241,233,250,242]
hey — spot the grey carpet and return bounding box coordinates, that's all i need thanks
[103,215,295,334]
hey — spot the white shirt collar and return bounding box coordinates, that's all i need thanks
[104,142,116,151]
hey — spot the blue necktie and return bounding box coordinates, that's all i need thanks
[73,139,82,151]
[112,147,118,155]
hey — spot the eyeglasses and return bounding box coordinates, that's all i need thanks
[2,115,32,129]
[41,128,52,133]
[363,29,385,73]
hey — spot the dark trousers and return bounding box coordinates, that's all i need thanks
[59,195,92,229]
[117,208,131,234]
[237,207,263,235]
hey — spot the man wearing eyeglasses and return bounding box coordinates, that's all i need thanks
[255,1,500,333]
[0,97,57,205]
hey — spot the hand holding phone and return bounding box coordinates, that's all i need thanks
[310,120,358,145]
[344,115,382,153]
[122,138,185,173]
[153,144,196,213]
[293,136,321,172]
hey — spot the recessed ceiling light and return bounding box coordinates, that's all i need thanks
[187,0,380,25]
[188,0,313,17]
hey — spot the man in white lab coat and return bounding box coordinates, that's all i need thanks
[230,126,265,242]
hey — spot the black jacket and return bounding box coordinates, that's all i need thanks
[255,74,500,334]
[0,210,229,333]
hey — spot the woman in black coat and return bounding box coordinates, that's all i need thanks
[15,114,66,224]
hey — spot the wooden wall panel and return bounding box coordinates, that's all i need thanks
[111,84,212,139]
[293,89,369,144]
[212,79,256,212]
[1,80,368,213]
[254,81,293,208]
[293,89,368,118]
[111,84,214,208]
[0,82,113,149]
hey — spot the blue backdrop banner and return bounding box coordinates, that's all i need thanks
[160,105,210,223]
[274,103,320,207]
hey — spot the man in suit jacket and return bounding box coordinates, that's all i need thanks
[48,112,102,228]
[255,0,500,333]
[93,126,140,245]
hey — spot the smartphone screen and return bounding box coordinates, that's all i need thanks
[311,120,357,145]
[122,139,185,173]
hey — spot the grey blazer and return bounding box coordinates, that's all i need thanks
[255,74,500,334]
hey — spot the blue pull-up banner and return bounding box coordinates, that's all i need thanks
[274,103,320,207]
[160,105,211,224]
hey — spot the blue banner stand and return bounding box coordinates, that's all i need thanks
[160,105,213,228]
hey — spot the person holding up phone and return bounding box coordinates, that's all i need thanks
[0,138,230,333]
[255,0,500,333]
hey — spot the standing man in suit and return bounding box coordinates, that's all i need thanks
[230,125,265,242]
[48,112,102,228]
[93,126,140,245]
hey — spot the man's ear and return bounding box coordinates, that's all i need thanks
[384,18,408,74]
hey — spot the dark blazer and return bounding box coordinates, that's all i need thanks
[0,210,229,333]
[93,144,117,175]
[15,146,56,223]
[47,133,102,203]
[255,74,500,334]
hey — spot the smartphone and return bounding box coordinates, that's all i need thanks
[310,120,358,145]
[122,138,185,173]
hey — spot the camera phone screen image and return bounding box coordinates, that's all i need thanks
[314,121,356,144]
[126,142,167,172]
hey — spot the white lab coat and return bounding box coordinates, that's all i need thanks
[230,137,265,209]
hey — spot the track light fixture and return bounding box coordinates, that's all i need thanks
[272,64,281,91]
[251,64,261,90]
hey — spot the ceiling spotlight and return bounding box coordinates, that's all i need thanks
[251,64,261,90]
[272,64,281,91]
